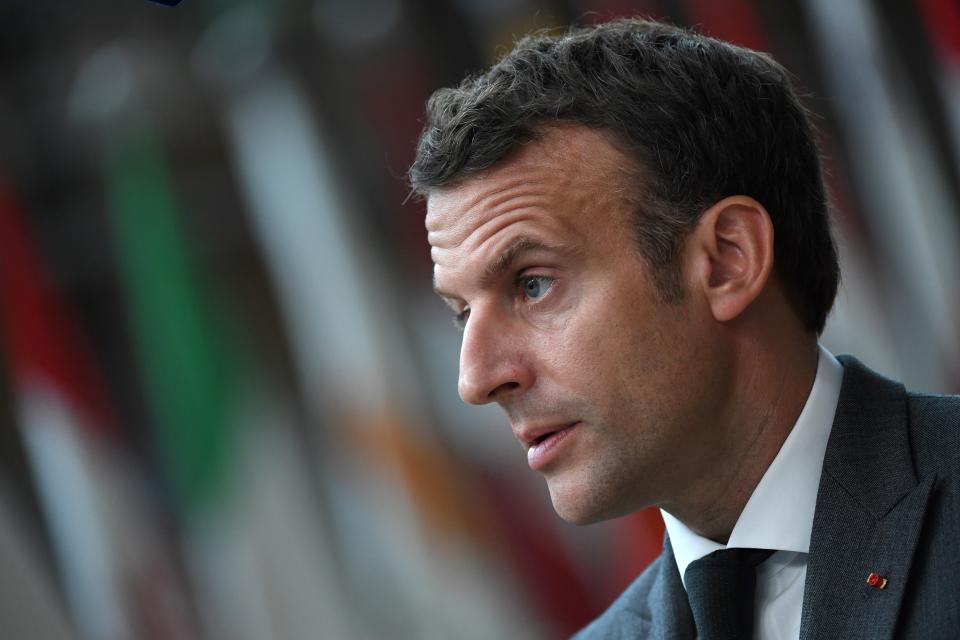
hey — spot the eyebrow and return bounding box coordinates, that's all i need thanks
[433,236,571,300]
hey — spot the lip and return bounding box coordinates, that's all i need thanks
[523,422,581,471]
[516,421,576,447]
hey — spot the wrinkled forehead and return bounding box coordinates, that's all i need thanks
[424,169,544,252]
[424,126,633,251]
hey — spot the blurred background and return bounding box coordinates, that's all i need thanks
[0,0,958,638]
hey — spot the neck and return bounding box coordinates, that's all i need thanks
[663,329,819,544]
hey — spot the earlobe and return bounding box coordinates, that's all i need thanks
[691,196,775,323]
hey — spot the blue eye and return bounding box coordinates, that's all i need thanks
[521,276,553,300]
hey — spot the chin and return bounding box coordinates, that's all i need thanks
[548,481,624,525]
[555,508,605,526]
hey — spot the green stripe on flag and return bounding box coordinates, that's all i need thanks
[103,129,235,514]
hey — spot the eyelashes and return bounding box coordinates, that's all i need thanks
[518,275,555,301]
[452,275,558,331]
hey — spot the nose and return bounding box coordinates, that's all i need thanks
[457,307,534,405]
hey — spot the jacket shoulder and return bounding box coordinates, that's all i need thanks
[896,391,960,635]
[907,390,960,475]
[573,553,666,639]
[834,355,960,476]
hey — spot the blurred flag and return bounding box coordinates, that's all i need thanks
[0,179,197,640]
[680,0,768,49]
[101,122,354,640]
[917,0,960,189]
[804,0,960,391]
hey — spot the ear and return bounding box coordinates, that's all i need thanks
[686,196,775,323]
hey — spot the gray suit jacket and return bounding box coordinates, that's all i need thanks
[575,356,960,639]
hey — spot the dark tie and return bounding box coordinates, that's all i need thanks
[683,548,774,640]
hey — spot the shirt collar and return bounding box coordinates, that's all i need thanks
[662,345,843,584]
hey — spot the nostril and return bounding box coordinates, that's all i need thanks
[489,380,520,400]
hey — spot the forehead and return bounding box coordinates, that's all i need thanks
[425,126,631,255]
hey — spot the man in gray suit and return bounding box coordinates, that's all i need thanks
[410,18,960,639]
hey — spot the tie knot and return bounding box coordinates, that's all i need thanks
[683,548,774,640]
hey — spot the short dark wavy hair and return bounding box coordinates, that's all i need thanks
[410,18,839,333]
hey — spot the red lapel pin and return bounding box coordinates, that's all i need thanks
[867,572,888,589]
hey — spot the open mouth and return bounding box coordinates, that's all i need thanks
[531,430,557,446]
[526,422,581,470]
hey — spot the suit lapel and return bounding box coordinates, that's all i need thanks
[649,538,696,640]
[800,356,935,640]
[588,538,695,640]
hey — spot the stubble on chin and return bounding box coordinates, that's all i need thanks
[543,447,631,525]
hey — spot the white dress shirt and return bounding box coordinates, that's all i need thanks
[662,345,843,640]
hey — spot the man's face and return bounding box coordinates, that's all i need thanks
[426,126,728,524]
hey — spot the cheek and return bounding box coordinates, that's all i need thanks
[597,299,692,406]
[533,274,678,398]
[539,302,639,393]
